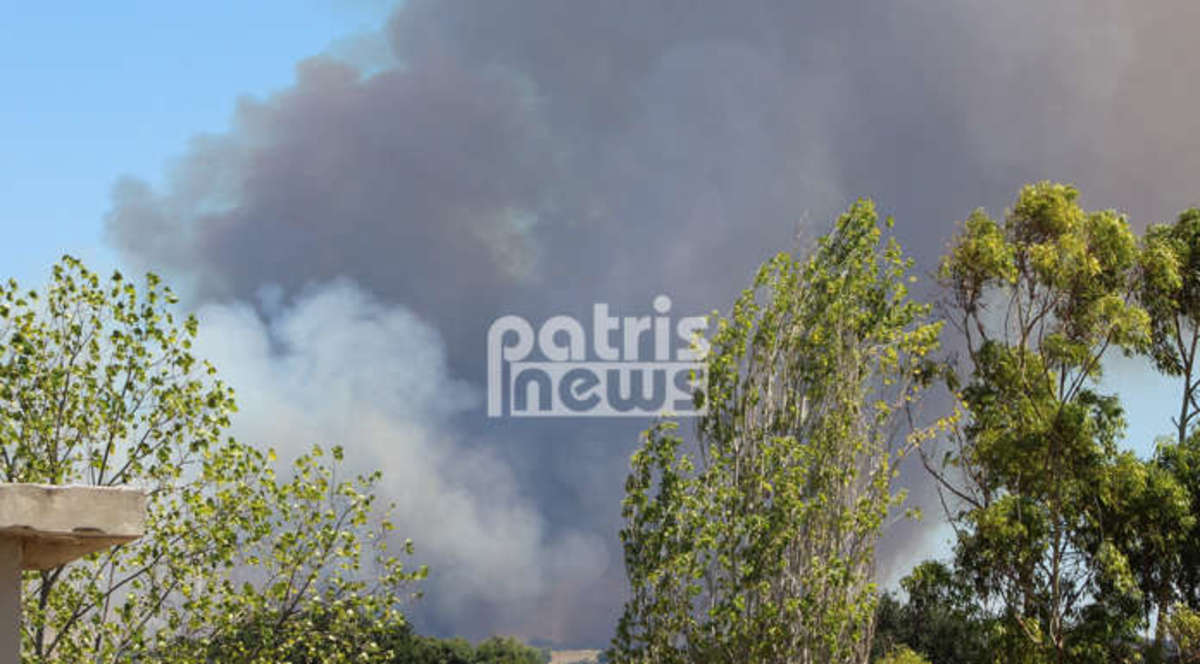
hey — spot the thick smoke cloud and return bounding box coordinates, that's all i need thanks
[106,0,1200,644]
[192,282,612,639]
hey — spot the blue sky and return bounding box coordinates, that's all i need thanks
[0,1,386,285]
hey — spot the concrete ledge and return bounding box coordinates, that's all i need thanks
[0,484,146,570]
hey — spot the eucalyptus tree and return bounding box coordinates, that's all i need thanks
[1135,208,1200,655]
[610,201,942,664]
[1141,209,1200,447]
[930,182,1152,662]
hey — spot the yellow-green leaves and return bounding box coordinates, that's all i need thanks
[940,209,1015,300]
[1009,181,1083,243]
[611,201,939,664]
[1166,604,1200,661]
[929,183,1186,662]
[876,645,932,664]
[0,257,422,663]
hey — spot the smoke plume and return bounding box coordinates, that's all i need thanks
[106,0,1200,643]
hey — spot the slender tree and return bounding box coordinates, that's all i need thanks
[610,202,942,664]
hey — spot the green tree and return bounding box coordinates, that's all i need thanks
[1166,604,1200,663]
[609,202,942,663]
[1140,209,1200,447]
[871,561,993,664]
[473,636,552,664]
[152,445,424,663]
[874,646,931,664]
[0,257,424,663]
[1161,439,1200,613]
[929,182,1151,662]
[1139,209,1200,621]
[1091,450,1192,660]
[345,629,550,664]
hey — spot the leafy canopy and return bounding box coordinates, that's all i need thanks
[0,256,424,663]
[610,201,941,664]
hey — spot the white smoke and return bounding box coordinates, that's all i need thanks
[192,280,610,633]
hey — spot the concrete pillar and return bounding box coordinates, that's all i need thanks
[0,537,18,664]
[0,485,145,663]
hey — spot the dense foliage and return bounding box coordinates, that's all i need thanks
[887,185,1200,663]
[0,258,427,663]
[174,617,551,664]
[610,202,942,663]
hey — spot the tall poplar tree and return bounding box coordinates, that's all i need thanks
[610,201,941,664]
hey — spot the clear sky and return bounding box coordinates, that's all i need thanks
[0,1,386,285]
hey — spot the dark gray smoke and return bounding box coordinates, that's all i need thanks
[105,0,1200,645]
